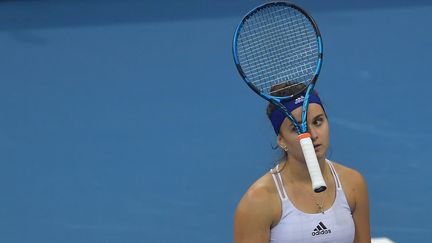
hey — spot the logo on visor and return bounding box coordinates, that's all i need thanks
[294,96,305,104]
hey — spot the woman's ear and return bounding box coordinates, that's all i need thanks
[277,134,283,147]
[277,134,288,152]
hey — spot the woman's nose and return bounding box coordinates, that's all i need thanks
[308,125,318,141]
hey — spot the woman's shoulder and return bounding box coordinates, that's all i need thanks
[239,171,279,206]
[234,171,282,240]
[329,160,367,186]
[234,170,281,225]
[329,160,368,210]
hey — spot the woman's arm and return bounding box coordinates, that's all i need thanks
[234,184,276,243]
[351,170,371,243]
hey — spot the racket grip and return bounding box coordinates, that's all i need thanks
[298,133,327,193]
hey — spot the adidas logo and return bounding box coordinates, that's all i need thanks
[311,222,331,236]
[294,96,305,104]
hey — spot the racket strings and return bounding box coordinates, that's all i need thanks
[245,11,316,82]
[269,82,306,96]
[238,40,317,69]
[236,5,319,96]
[239,13,314,67]
[241,55,317,86]
[241,11,309,47]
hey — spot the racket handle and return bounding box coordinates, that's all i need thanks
[298,133,327,193]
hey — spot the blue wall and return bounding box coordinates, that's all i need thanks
[1,1,431,242]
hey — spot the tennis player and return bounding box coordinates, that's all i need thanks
[233,89,371,243]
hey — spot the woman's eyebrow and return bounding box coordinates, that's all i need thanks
[311,113,324,120]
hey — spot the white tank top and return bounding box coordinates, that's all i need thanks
[270,160,355,243]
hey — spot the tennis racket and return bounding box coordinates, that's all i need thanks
[232,1,326,192]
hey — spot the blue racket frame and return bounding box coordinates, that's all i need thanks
[232,1,323,135]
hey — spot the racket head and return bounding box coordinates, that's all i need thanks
[233,1,323,101]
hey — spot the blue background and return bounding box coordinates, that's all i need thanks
[1,0,431,242]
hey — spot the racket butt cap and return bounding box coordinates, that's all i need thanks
[314,186,327,193]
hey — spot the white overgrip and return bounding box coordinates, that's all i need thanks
[298,133,327,192]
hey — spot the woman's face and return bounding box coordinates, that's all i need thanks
[277,103,329,162]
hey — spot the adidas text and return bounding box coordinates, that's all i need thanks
[312,229,331,236]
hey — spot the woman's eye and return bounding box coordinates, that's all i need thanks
[313,117,323,126]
